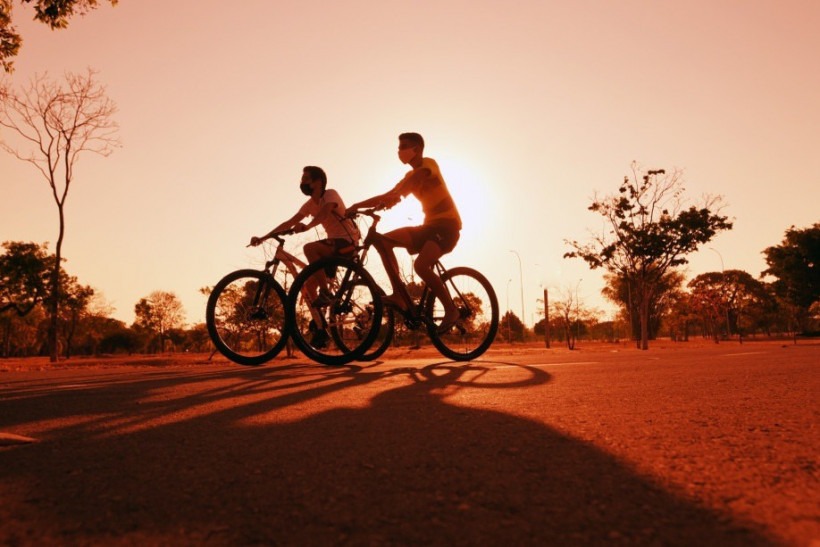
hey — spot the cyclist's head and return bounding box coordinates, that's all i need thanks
[302,166,327,193]
[398,132,424,152]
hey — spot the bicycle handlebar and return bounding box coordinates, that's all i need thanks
[271,228,299,240]
[346,206,385,220]
[246,228,298,248]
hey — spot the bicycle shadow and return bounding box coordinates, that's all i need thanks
[0,360,775,545]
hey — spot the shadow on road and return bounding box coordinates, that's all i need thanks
[0,359,775,545]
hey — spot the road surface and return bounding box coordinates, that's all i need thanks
[1,341,818,545]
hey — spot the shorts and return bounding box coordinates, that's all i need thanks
[406,220,461,255]
[317,238,356,256]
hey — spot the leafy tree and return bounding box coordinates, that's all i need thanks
[662,288,696,342]
[687,274,727,343]
[0,303,44,356]
[185,323,212,353]
[601,270,684,342]
[99,325,142,355]
[1,69,119,361]
[762,223,820,333]
[74,312,120,355]
[0,240,53,316]
[500,311,524,343]
[0,0,118,72]
[565,163,733,349]
[585,319,626,343]
[55,272,93,358]
[688,269,772,340]
[134,291,186,353]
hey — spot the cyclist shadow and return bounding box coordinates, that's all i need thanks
[224,360,773,545]
[0,360,775,545]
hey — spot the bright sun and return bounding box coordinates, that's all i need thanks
[437,155,492,253]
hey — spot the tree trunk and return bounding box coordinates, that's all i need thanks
[48,267,60,362]
[639,292,650,350]
[564,324,575,350]
[48,204,66,363]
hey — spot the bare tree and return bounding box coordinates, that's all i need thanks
[0,69,119,361]
[565,163,732,350]
[547,284,599,350]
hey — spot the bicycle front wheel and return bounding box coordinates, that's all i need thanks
[332,283,395,362]
[288,257,384,366]
[424,266,499,361]
[206,269,289,366]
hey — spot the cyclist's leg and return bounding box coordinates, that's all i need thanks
[414,240,460,329]
[372,229,414,307]
[303,239,351,305]
[302,240,331,301]
[304,240,333,263]
[414,223,461,331]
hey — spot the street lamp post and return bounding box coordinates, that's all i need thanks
[506,278,513,343]
[575,278,583,347]
[543,287,550,348]
[509,250,524,342]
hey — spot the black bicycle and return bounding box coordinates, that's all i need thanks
[205,231,306,366]
[288,208,499,363]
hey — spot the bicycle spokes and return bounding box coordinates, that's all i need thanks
[206,271,289,366]
[289,258,384,366]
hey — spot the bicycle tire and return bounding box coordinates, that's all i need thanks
[424,266,499,361]
[288,257,383,366]
[206,269,289,366]
[358,305,395,361]
[331,283,395,361]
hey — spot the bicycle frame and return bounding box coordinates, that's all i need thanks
[348,209,469,332]
[261,232,332,327]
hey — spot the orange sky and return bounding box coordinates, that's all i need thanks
[2,1,818,326]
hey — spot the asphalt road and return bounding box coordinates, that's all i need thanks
[1,341,818,546]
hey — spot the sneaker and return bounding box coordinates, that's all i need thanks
[309,329,330,349]
[311,289,335,308]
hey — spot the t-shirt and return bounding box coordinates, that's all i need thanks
[298,189,360,242]
[393,157,462,229]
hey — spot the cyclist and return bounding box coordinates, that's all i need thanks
[250,165,360,347]
[250,165,359,262]
[348,132,462,334]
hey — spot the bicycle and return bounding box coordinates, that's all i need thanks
[205,230,306,366]
[207,228,388,367]
[288,207,499,362]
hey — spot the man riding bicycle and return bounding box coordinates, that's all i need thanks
[349,133,462,334]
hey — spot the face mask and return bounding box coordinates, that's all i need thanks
[300,182,312,196]
[398,147,416,164]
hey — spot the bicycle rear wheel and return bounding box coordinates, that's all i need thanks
[288,257,383,366]
[206,269,289,366]
[424,266,499,361]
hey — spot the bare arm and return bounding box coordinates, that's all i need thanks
[249,211,306,246]
[350,169,434,212]
[349,189,402,212]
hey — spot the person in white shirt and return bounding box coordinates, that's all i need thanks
[250,165,360,262]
